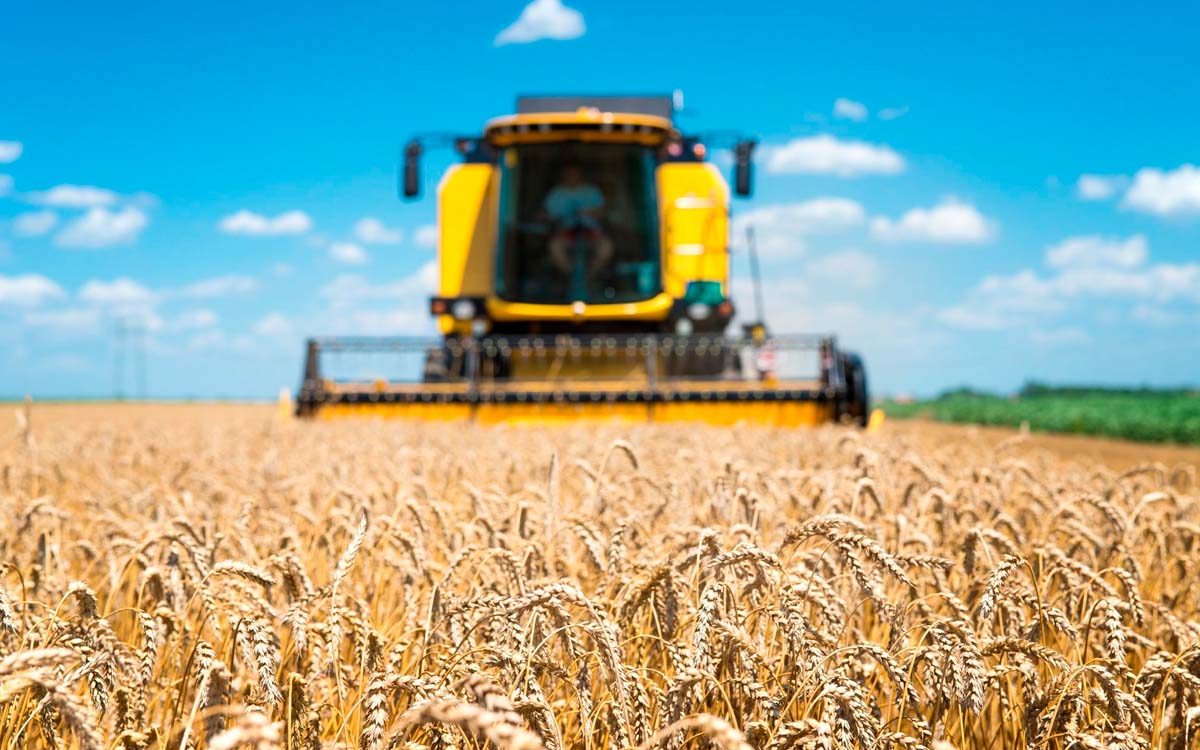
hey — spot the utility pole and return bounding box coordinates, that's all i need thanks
[113,319,127,401]
[134,322,147,400]
[112,318,149,400]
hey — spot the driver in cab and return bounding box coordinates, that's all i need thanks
[543,163,614,279]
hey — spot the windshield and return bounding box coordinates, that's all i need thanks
[495,143,661,305]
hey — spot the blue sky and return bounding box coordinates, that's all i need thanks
[1,0,1198,399]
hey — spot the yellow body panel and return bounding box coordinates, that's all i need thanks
[436,161,730,328]
[313,402,474,421]
[653,400,833,426]
[475,401,649,425]
[432,118,731,329]
[315,400,834,427]
[657,163,730,299]
[486,293,675,322]
[437,164,499,335]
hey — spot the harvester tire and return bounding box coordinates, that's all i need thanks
[840,352,869,427]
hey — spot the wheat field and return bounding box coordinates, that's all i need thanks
[0,404,1197,750]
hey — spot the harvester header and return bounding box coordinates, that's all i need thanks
[296,94,868,426]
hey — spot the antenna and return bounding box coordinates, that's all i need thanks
[745,226,766,325]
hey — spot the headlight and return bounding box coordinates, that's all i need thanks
[451,300,476,320]
[675,318,694,335]
[687,303,711,321]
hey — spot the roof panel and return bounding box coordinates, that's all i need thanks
[516,95,674,121]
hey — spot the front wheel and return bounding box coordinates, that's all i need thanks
[839,352,869,427]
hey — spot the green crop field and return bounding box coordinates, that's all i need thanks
[881,384,1200,445]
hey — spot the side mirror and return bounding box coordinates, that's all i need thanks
[401,141,422,199]
[733,140,756,197]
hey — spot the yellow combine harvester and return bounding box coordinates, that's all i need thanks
[296,95,869,426]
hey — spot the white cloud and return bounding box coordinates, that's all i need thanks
[728,272,936,373]
[115,309,164,333]
[320,260,438,308]
[416,259,439,290]
[253,313,294,337]
[79,277,156,306]
[1075,174,1127,201]
[317,263,439,336]
[1053,262,1200,301]
[55,207,149,248]
[870,199,994,244]
[178,274,258,299]
[414,224,438,248]
[495,0,585,45]
[729,276,810,330]
[271,262,294,277]
[732,198,865,258]
[218,209,312,236]
[75,277,165,331]
[0,175,12,196]
[30,184,119,208]
[185,330,232,352]
[0,274,65,307]
[1045,234,1147,270]
[877,106,909,121]
[353,217,403,245]
[940,235,1200,331]
[330,241,369,264]
[940,268,1066,331]
[52,274,254,341]
[936,306,1014,331]
[1029,327,1089,346]
[937,269,1063,331]
[23,307,102,333]
[23,309,100,336]
[128,192,161,209]
[339,308,430,335]
[12,210,58,237]
[0,141,22,163]
[1131,304,1182,326]
[763,135,905,177]
[807,249,880,290]
[973,270,1062,312]
[170,309,218,331]
[41,354,92,371]
[832,98,868,122]
[1122,164,1200,217]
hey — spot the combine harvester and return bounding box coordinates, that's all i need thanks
[296,95,869,426]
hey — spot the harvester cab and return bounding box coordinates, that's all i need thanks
[297,95,870,426]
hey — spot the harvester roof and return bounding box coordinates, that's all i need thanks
[484,95,676,146]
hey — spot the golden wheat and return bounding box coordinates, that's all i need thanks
[0,404,1196,750]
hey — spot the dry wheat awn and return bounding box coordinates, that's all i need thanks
[0,405,1196,749]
